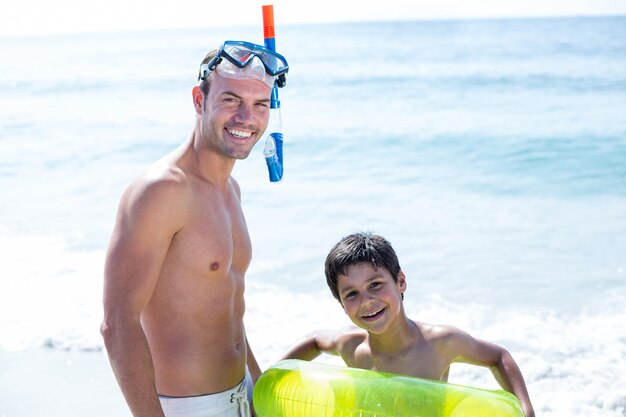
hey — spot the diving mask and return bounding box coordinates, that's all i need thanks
[198,40,289,88]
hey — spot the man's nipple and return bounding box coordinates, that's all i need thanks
[210,261,220,271]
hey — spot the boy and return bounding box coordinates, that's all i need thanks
[281,231,535,417]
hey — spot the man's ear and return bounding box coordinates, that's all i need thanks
[192,86,204,115]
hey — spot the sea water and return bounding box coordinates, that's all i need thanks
[1,16,625,416]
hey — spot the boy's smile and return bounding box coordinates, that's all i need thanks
[361,307,386,322]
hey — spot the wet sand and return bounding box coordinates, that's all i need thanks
[0,348,130,417]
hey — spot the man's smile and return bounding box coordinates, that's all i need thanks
[226,128,253,139]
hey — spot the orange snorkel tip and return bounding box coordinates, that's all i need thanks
[262,5,275,40]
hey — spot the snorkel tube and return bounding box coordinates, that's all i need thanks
[262,4,284,182]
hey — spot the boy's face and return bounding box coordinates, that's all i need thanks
[336,262,406,334]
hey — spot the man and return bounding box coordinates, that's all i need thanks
[101,41,288,417]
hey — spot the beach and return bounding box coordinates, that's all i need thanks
[0,348,130,417]
[1,15,625,417]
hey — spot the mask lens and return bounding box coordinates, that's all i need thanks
[224,45,254,65]
[223,42,287,76]
[215,56,276,89]
[260,53,286,75]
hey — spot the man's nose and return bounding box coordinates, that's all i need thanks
[234,104,254,124]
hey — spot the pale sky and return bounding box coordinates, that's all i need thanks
[2,0,626,37]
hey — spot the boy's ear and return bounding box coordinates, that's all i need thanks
[397,271,407,293]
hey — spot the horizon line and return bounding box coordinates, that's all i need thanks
[1,12,624,39]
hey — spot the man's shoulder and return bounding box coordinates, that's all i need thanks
[120,160,193,216]
[134,159,189,193]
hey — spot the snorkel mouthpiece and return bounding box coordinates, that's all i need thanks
[263,131,283,181]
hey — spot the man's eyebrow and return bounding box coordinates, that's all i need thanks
[219,91,271,103]
[219,91,241,99]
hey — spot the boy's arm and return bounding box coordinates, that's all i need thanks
[280,329,345,361]
[490,348,535,417]
[440,326,535,417]
[443,327,535,417]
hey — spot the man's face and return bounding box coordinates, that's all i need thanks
[200,71,272,160]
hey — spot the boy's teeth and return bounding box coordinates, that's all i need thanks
[365,309,382,317]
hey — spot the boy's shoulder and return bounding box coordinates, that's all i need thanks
[325,326,367,352]
[336,325,368,342]
[413,321,469,342]
[411,321,485,365]
[334,322,466,347]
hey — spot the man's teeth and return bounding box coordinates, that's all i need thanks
[228,129,252,138]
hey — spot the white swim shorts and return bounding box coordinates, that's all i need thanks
[158,370,253,417]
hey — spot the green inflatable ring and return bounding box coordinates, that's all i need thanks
[253,359,524,417]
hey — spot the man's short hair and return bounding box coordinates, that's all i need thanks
[198,50,219,97]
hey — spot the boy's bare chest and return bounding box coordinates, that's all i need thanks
[354,344,450,381]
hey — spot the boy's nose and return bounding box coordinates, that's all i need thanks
[360,294,376,307]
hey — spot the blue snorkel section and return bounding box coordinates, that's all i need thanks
[264,84,283,182]
[264,36,276,53]
[262,5,284,182]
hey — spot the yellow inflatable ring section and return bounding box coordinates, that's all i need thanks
[253,359,524,417]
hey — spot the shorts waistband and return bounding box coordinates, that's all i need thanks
[158,376,247,407]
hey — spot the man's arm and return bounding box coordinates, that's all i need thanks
[246,333,262,383]
[101,177,186,417]
[443,327,535,417]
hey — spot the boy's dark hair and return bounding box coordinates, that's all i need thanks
[325,231,402,301]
